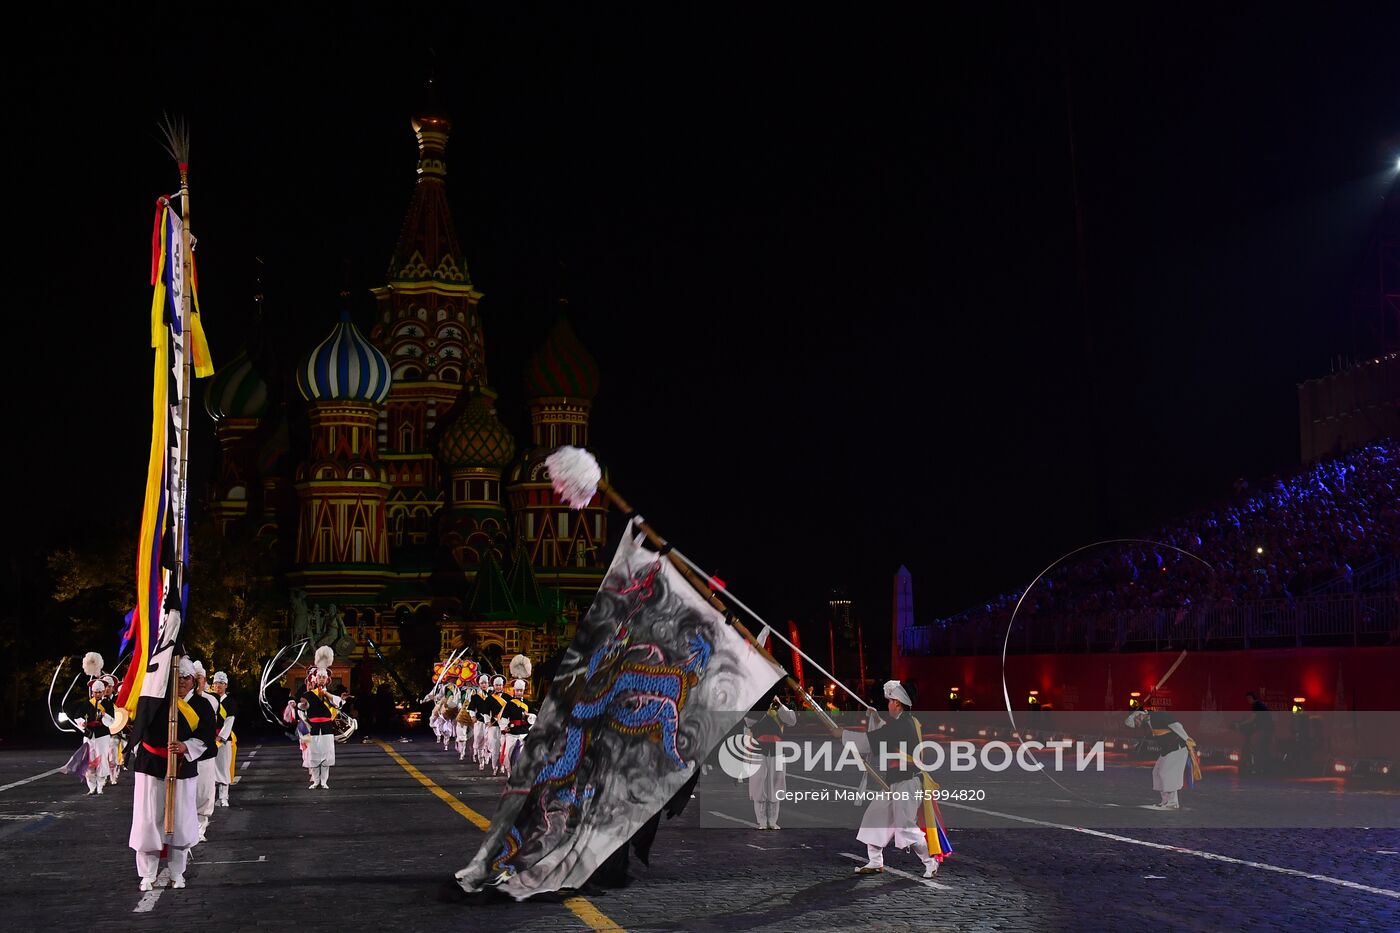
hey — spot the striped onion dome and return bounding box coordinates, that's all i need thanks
[439,388,516,469]
[523,311,599,400]
[204,350,269,421]
[297,311,393,404]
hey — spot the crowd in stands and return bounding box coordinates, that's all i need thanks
[938,440,1400,630]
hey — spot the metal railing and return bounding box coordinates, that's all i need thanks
[898,591,1400,656]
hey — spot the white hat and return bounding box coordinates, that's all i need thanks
[883,679,913,707]
[314,667,330,680]
[512,679,526,693]
[491,675,505,687]
[178,657,196,677]
[100,674,116,687]
[89,679,105,693]
[212,671,229,685]
[478,673,491,686]
[191,660,207,678]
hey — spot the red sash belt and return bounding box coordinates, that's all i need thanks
[309,717,333,723]
[142,741,169,758]
[756,735,781,743]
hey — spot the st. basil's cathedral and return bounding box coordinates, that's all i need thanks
[199,98,607,690]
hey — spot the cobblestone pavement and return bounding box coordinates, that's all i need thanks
[0,737,1396,932]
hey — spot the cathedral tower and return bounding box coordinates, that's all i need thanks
[291,307,394,601]
[370,86,486,552]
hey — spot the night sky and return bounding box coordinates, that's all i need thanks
[10,5,1399,651]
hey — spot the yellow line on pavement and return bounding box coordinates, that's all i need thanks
[373,739,489,830]
[563,895,627,931]
[373,740,628,932]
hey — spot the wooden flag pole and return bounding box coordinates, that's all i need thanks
[595,479,892,792]
[163,121,194,839]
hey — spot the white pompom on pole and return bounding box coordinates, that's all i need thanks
[546,445,602,511]
[314,646,334,671]
[82,652,105,678]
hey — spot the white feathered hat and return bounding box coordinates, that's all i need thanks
[82,652,104,678]
[314,646,334,677]
[509,654,532,680]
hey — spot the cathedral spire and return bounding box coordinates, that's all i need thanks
[386,77,471,286]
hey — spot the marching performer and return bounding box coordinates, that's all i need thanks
[462,680,484,762]
[190,661,220,841]
[1126,706,1199,810]
[430,685,451,748]
[744,694,797,829]
[210,671,237,807]
[298,647,342,789]
[129,657,216,891]
[483,675,507,775]
[101,674,124,784]
[442,685,461,751]
[65,652,117,795]
[846,680,950,878]
[469,673,492,767]
[499,656,533,778]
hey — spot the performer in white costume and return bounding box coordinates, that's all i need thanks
[128,658,215,890]
[210,671,237,806]
[744,694,796,829]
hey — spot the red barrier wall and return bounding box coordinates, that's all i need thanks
[894,646,1400,711]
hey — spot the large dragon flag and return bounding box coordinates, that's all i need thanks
[116,201,213,720]
[456,522,783,898]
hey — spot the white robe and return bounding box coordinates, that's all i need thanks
[1153,747,1190,794]
[855,775,926,849]
[129,733,203,855]
[215,713,235,786]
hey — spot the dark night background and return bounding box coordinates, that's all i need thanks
[7,5,1398,657]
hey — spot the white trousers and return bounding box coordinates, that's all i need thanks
[130,771,198,880]
[195,759,216,836]
[85,736,113,792]
[306,733,336,768]
[472,721,487,764]
[482,728,501,772]
[501,733,525,776]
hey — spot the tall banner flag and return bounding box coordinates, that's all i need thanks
[117,202,213,715]
[455,523,783,899]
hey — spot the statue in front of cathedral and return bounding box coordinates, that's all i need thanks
[289,588,311,644]
[318,604,356,659]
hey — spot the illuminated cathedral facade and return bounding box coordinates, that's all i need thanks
[201,100,607,686]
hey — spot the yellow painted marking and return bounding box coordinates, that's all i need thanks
[373,740,628,931]
[373,739,490,830]
[563,895,627,931]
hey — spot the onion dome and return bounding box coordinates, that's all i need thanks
[523,310,599,400]
[439,388,516,469]
[204,350,269,421]
[297,311,393,404]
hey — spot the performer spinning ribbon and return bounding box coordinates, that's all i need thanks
[65,652,119,796]
[1126,705,1200,810]
[845,679,951,878]
[297,647,343,789]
